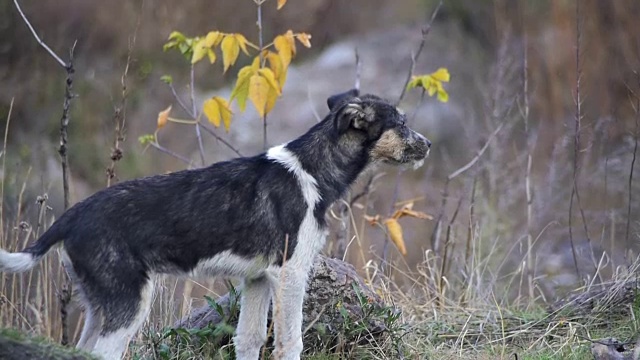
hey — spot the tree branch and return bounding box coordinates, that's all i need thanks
[13,0,67,68]
[396,0,443,106]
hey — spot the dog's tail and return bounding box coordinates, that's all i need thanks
[0,220,67,273]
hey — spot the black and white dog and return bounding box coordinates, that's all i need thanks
[0,89,430,360]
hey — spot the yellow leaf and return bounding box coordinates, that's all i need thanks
[274,35,292,69]
[203,98,221,128]
[384,218,407,256]
[205,31,222,47]
[258,68,282,95]
[203,97,234,132]
[266,51,286,88]
[277,0,287,10]
[400,209,434,220]
[406,76,422,90]
[221,35,240,72]
[191,39,208,64]
[157,105,171,129]
[230,65,256,111]
[207,49,216,64]
[284,30,297,55]
[234,34,251,55]
[431,68,451,82]
[425,76,437,96]
[249,74,269,117]
[295,33,312,48]
[265,86,278,115]
[437,88,449,103]
[216,97,233,131]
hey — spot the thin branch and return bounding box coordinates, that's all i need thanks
[107,1,144,186]
[354,48,362,92]
[522,1,535,300]
[13,0,66,68]
[569,1,585,278]
[383,0,442,262]
[169,82,195,118]
[200,123,243,157]
[58,42,77,211]
[431,120,505,253]
[626,75,639,245]
[0,98,14,236]
[190,65,206,166]
[448,121,505,181]
[396,0,443,105]
[256,1,268,151]
[149,142,193,165]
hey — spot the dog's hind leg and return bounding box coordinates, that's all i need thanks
[91,278,154,360]
[271,268,307,360]
[76,306,101,351]
[234,274,273,360]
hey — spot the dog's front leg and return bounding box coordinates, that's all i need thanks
[234,275,273,360]
[271,267,307,360]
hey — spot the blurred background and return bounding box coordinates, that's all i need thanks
[1,0,640,344]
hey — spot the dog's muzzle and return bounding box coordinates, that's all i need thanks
[405,130,431,169]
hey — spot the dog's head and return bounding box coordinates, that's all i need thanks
[327,89,431,169]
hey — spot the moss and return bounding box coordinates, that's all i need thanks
[0,328,97,360]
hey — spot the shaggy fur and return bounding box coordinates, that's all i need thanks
[0,89,430,360]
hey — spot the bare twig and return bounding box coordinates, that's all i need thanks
[0,98,14,237]
[190,65,206,166]
[107,1,144,186]
[626,75,639,245]
[448,122,505,181]
[199,123,243,157]
[334,51,366,258]
[569,1,590,278]
[13,0,66,68]
[431,120,505,253]
[169,82,195,118]
[521,3,535,300]
[256,1,268,151]
[58,42,76,212]
[354,48,362,92]
[396,0,443,105]
[383,0,442,262]
[149,142,193,165]
[15,1,78,343]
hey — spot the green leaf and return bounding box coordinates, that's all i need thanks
[160,75,173,84]
[191,38,209,64]
[138,134,156,145]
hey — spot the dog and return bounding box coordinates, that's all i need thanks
[0,89,431,360]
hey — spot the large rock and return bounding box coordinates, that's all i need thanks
[0,329,95,360]
[175,255,395,353]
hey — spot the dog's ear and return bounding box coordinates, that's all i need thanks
[327,88,360,111]
[334,99,376,134]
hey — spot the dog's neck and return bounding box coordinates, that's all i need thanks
[285,118,370,211]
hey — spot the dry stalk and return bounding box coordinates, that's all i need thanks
[107,1,144,186]
[383,0,443,264]
[568,0,593,279]
[13,0,78,344]
[626,76,639,245]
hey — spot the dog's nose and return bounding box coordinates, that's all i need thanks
[425,138,432,148]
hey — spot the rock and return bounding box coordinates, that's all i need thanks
[590,338,634,360]
[0,329,95,360]
[175,255,395,353]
